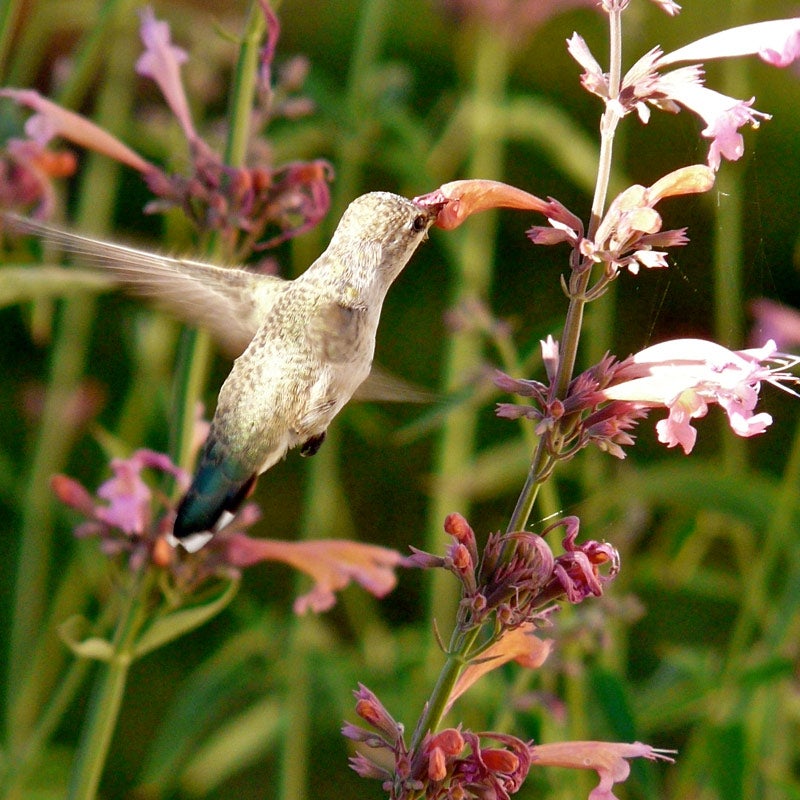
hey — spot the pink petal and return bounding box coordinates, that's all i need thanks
[135,7,197,142]
[0,89,152,173]
[531,740,675,800]
[660,19,800,67]
[96,458,152,535]
[657,83,769,170]
[224,535,404,613]
[446,624,553,714]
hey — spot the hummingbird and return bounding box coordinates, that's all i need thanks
[4,192,443,550]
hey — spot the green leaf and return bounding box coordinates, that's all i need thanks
[133,577,239,659]
[0,265,113,307]
[57,615,114,662]
[180,696,283,795]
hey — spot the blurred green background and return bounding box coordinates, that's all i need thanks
[2,0,800,798]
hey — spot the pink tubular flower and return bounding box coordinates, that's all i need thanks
[531,740,675,800]
[603,338,799,454]
[0,89,154,175]
[570,17,800,170]
[223,534,405,613]
[51,449,190,564]
[749,298,800,350]
[135,6,197,142]
[414,179,551,230]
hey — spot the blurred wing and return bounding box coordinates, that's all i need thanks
[2,212,286,355]
[354,365,437,404]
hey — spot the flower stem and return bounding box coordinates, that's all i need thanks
[409,627,481,755]
[170,1,265,470]
[506,5,624,535]
[67,569,151,800]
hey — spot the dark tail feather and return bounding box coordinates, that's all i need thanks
[173,442,257,541]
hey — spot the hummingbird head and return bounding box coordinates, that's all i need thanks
[324,191,445,297]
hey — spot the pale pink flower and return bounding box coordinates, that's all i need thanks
[603,339,798,454]
[135,6,197,142]
[531,740,675,800]
[570,18,800,170]
[0,88,153,174]
[658,19,800,68]
[224,534,405,613]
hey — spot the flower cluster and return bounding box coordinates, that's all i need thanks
[1,3,333,259]
[416,168,714,298]
[344,684,675,800]
[51,448,192,572]
[51,447,408,609]
[569,17,800,170]
[344,685,533,800]
[495,336,799,458]
[411,513,620,633]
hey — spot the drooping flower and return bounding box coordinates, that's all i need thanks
[224,533,407,614]
[531,740,676,800]
[135,6,197,143]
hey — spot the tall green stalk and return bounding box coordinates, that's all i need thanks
[6,6,138,750]
[414,5,627,746]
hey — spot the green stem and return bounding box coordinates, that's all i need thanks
[0,0,23,79]
[170,1,265,470]
[505,6,623,535]
[67,570,151,800]
[712,0,750,470]
[408,627,481,755]
[5,11,138,748]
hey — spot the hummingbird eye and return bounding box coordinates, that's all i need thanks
[411,214,427,233]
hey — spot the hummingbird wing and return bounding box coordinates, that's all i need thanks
[2,212,285,355]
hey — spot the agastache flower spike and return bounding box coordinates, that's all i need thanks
[569,16,800,170]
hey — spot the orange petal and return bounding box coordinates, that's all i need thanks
[646,165,715,204]
[414,179,550,229]
[444,623,553,713]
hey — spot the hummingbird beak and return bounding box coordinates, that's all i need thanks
[412,197,447,234]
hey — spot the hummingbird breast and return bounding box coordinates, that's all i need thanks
[209,284,376,476]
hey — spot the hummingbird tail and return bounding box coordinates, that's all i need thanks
[173,445,257,542]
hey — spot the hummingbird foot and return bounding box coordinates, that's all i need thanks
[299,431,326,457]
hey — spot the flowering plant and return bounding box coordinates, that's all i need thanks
[1,2,799,800]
